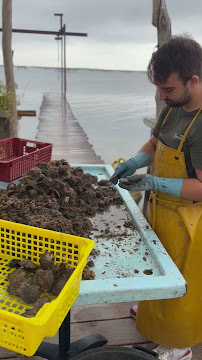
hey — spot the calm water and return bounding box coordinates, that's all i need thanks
[0,66,156,164]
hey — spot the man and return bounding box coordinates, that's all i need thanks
[111,35,202,360]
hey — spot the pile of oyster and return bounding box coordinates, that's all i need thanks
[0,160,122,238]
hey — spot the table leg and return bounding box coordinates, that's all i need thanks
[59,312,71,359]
[34,310,107,360]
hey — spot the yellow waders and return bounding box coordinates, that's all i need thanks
[136,108,202,348]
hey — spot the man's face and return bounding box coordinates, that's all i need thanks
[154,73,192,108]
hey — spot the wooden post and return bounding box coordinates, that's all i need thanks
[143,0,171,215]
[152,0,171,117]
[2,0,18,138]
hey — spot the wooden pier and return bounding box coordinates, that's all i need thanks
[36,93,104,164]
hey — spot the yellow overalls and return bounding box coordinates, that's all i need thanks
[136,107,202,348]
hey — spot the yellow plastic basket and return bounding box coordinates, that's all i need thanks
[0,219,94,356]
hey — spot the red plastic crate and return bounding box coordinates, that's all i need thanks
[0,137,52,182]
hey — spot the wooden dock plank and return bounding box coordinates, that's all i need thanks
[36,93,104,164]
[71,318,149,347]
[70,302,150,347]
[2,343,202,359]
[0,302,202,358]
[17,110,36,117]
[71,301,137,323]
[0,348,23,359]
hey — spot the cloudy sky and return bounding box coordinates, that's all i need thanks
[0,0,202,71]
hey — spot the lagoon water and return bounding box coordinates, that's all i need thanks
[0,66,156,164]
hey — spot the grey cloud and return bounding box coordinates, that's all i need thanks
[10,0,155,45]
[11,0,153,29]
[3,0,202,38]
[1,0,202,69]
[9,0,202,46]
[166,0,202,18]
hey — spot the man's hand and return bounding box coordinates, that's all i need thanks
[119,174,183,198]
[109,158,138,185]
[109,152,151,185]
[119,174,153,191]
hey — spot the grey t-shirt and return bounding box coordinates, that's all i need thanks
[152,106,202,177]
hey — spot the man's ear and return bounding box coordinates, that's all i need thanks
[187,75,199,88]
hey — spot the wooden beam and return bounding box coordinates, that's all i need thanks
[143,1,172,216]
[0,28,87,37]
[152,0,161,27]
[143,117,156,129]
[2,0,18,137]
[152,0,171,118]
[17,110,36,117]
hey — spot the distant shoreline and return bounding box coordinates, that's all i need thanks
[0,64,146,73]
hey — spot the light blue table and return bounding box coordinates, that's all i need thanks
[0,164,187,305]
[72,164,187,306]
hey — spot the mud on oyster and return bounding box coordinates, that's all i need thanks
[7,252,75,317]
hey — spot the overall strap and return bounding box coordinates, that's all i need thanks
[162,108,173,126]
[176,107,202,158]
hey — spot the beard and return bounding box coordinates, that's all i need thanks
[165,88,192,108]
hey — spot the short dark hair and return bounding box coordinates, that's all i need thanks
[147,35,202,85]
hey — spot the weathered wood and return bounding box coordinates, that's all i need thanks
[71,301,138,323]
[0,358,23,360]
[71,318,149,346]
[152,0,161,27]
[152,0,171,118]
[1,302,202,358]
[0,117,10,139]
[36,93,104,164]
[193,343,202,360]
[157,1,172,49]
[143,1,171,215]
[143,117,156,130]
[0,346,22,359]
[2,0,18,137]
[2,342,202,360]
[17,110,36,117]
[71,302,149,347]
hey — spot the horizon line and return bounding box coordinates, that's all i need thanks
[0,64,146,72]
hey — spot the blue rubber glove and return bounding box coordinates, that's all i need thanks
[119,174,183,198]
[110,152,151,185]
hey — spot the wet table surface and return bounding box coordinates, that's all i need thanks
[89,205,161,279]
[0,164,187,306]
[74,164,187,305]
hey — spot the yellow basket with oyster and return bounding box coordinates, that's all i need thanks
[0,219,94,356]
